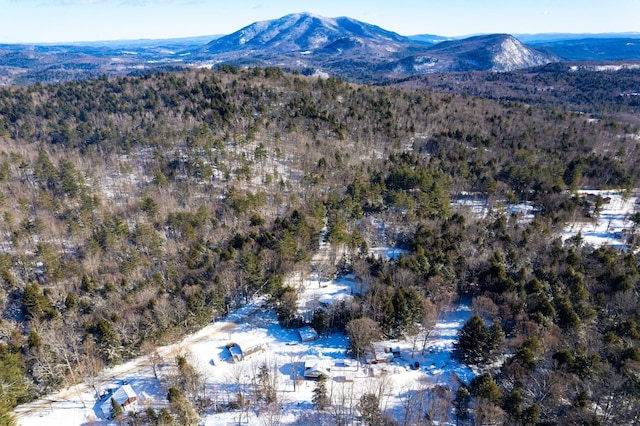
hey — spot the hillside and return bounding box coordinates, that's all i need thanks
[202,12,411,54]
[395,34,555,73]
[192,14,556,79]
[0,68,638,424]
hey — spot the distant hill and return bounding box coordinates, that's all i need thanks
[515,32,640,43]
[393,34,556,73]
[533,38,640,61]
[191,13,557,79]
[1,13,639,85]
[407,34,455,44]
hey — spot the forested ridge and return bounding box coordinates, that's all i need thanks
[392,64,640,126]
[0,66,639,424]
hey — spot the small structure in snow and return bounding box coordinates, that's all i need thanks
[226,343,244,363]
[99,384,138,418]
[297,326,319,342]
[243,343,267,359]
[365,343,396,365]
[303,357,331,379]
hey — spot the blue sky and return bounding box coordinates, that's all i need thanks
[1,0,638,43]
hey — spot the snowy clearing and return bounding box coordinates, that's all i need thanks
[16,241,473,426]
[561,190,638,249]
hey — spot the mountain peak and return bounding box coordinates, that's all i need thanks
[203,12,409,55]
[411,33,556,72]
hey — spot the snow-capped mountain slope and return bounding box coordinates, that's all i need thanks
[203,12,411,55]
[403,34,556,73]
[196,15,557,79]
[491,35,554,71]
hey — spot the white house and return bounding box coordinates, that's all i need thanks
[303,357,331,379]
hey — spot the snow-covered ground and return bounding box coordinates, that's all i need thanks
[451,194,536,224]
[561,190,638,249]
[14,189,638,424]
[16,300,473,426]
[16,241,473,426]
[453,190,639,249]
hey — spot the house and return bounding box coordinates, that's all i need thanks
[303,357,331,379]
[99,384,138,418]
[297,326,319,342]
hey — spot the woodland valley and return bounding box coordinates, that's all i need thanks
[0,64,639,425]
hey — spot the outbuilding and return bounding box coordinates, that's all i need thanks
[99,384,138,418]
[297,326,319,342]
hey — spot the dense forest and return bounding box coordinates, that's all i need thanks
[393,64,640,126]
[0,66,639,425]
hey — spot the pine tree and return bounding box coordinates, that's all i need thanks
[311,308,328,336]
[454,387,471,422]
[470,373,503,405]
[455,314,489,365]
[312,375,330,410]
[486,322,505,361]
[454,315,503,366]
[111,397,123,420]
[358,392,382,425]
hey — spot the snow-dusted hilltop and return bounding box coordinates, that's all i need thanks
[398,34,555,73]
[190,12,557,77]
[202,12,409,54]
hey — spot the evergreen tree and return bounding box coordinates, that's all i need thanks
[312,375,330,410]
[455,315,490,365]
[454,315,503,366]
[392,286,411,335]
[454,387,471,422]
[167,386,199,426]
[470,373,503,405]
[358,392,382,425]
[311,308,328,336]
[110,397,123,420]
[0,350,25,426]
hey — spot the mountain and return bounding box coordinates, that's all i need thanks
[204,12,411,54]
[192,14,556,79]
[197,11,424,74]
[389,34,556,74]
[2,13,639,85]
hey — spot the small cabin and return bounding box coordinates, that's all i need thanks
[297,326,319,342]
[99,384,137,418]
